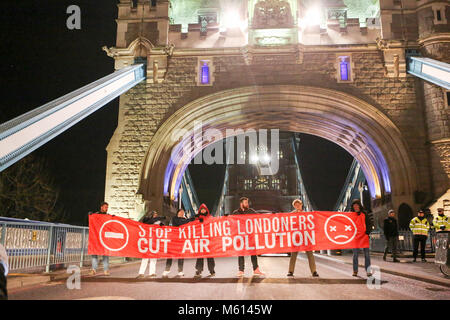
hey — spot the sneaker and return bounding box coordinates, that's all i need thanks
[148,273,156,278]
[287,272,294,277]
[136,274,145,279]
[422,258,427,262]
[177,271,184,277]
[352,271,358,277]
[103,270,110,276]
[209,272,216,277]
[366,272,372,277]
[393,258,400,263]
[237,270,244,277]
[89,269,96,276]
[194,271,202,278]
[162,271,170,278]
[312,271,319,277]
[253,268,265,276]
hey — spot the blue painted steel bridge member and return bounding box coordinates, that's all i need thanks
[350,199,375,277]
[194,204,216,278]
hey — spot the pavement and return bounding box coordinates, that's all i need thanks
[6,253,450,300]
[6,257,136,290]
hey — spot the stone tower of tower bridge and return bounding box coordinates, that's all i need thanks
[102,0,449,222]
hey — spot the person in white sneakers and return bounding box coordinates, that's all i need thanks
[162,209,194,278]
[231,197,265,277]
[137,211,165,278]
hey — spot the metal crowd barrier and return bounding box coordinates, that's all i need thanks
[370,230,436,253]
[0,219,90,273]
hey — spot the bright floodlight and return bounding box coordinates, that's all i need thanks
[250,154,259,163]
[260,153,271,164]
[300,6,322,28]
[223,10,242,29]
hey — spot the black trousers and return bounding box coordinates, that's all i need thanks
[195,258,215,273]
[238,255,258,271]
[384,237,398,259]
[0,264,7,300]
[165,258,184,272]
[413,235,427,259]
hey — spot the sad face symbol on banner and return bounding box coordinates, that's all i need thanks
[324,214,358,245]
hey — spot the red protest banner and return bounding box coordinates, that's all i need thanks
[88,212,369,259]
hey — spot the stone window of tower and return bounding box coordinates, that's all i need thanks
[196,58,215,86]
[336,54,354,83]
[432,4,447,25]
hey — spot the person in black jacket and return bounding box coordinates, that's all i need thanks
[383,209,400,262]
[231,197,265,277]
[194,204,216,278]
[137,211,165,278]
[162,209,193,277]
[351,199,374,277]
[89,202,111,276]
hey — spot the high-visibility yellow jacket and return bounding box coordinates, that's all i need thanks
[409,217,430,236]
[433,215,449,232]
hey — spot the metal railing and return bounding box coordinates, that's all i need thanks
[0,220,90,273]
[369,230,436,253]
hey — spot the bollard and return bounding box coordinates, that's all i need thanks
[45,226,54,273]
[80,228,86,268]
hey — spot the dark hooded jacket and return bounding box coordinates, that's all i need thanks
[351,199,374,235]
[171,215,193,227]
[142,215,165,226]
[195,204,211,223]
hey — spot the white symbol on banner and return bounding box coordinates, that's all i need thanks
[99,220,129,251]
[324,214,357,245]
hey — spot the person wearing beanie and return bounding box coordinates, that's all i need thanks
[383,209,400,262]
[231,197,265,277]
[287,199,319,277]
[350,199,374,277]
[193,204,216,278]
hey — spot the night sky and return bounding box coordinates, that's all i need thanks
[0,1,353,226]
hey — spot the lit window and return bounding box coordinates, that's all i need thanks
[201,62,210,84]
[244,179,252,190]
[196,58,214,86]
[340,57,350,81]
[240,151,246,160]
[277,150,283,159]
[272,178,280,190]
[337,55,353,83]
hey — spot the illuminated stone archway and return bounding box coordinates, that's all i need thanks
[138,85,418,215]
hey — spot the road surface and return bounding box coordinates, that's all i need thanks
[8,253,450,300]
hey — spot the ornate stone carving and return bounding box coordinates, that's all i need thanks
[253,0,294,28]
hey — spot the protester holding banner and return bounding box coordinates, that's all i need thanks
[351,199,374,277]
[89,202,111,276]
[137,211,164,278]
[231,197,265,277]
[162,209,193,278]
[194,204,216,278]
[287,199,319,277]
